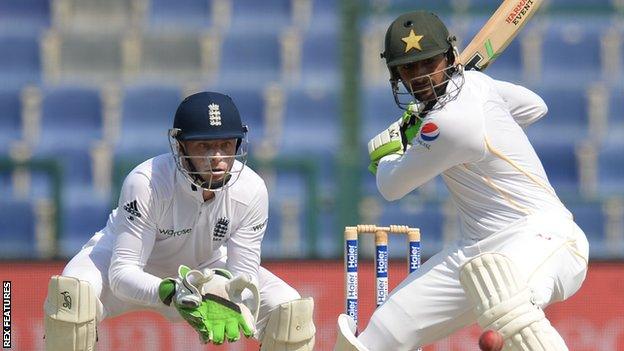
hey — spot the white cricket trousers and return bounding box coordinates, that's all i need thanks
[358,213,589,351]
[61,246,301,339]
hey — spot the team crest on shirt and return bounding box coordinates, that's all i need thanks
[213,217,230,242]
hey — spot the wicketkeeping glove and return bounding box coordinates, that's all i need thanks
[159,265,259,344]
[198,269,259,344]
[368,104,423,174]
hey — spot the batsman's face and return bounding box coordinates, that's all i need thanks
[397,53,448,101]
[183,139,237,182]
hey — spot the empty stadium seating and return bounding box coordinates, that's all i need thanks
[0,88,22,153]
[0,34,41,87]
[0,0,622,260]
[59,199,112,257]
[525,85,589,143]
[0,0,50,35]
[218,31,282,86]
[147,0,212,30]
[540,19,605,84]
[116,84,181,157]
[0,199,36,258]
[281,86,340,153]
[597,140,624,196]
[38,86,103,151]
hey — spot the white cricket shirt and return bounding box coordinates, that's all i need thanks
[83,154,268,306]
[377,70,572,241]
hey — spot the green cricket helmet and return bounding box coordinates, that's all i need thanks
[382,11,455,68]
[381,11,463,112]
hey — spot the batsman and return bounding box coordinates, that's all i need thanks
[43,92,316,351]
[334,11,589,351]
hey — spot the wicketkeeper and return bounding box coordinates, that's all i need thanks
[44,92,316,351]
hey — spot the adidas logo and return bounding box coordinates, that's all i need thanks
[213,217,229,241]
[123,200,142,220]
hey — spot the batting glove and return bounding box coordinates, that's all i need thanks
[368,104,423,174]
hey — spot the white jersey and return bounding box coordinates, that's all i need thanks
[377,70,572,241]
[82,154,268,307]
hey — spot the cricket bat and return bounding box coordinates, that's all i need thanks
[459,0,543,71]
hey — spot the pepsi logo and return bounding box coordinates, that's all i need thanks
[420,122,440,141]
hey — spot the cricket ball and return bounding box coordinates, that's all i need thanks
[478,330,504,351]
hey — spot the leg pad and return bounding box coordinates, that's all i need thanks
[44,276,97,351]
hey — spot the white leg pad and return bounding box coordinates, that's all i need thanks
[44,275,97,351]
[333,314,369,351]
[459,253,568,351]
[261,297,316,351]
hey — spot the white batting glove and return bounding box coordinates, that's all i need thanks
[368,119,405,174]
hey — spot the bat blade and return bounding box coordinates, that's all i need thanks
[459,0,543,71]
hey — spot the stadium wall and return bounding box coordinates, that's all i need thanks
[2,261,623,350]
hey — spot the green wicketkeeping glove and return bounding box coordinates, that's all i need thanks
[199,270,259,344]
[159,265,214,342]
[159,266,259,345]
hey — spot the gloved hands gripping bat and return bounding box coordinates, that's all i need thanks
[368,103,424,174]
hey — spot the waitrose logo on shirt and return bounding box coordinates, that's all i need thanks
[158,228,192,237]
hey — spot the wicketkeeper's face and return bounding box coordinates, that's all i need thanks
[182,139,237,182]
[397,53,449,101]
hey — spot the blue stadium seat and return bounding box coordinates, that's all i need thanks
[543,0,615,11]
[219,87,265,145]
[263,177,307,258]
[219,32,281,86]
[39,86,103,151]
[524,86,588,144]
[29,149,95,210]
[281,87,339,153]
[0,88,22,152]
[532,141,579,195]
[567,200,606,258]
[0,199,36,258]
[541,20,604,84]
[597,140,624,196]
[0,34,40,86]
[301,30,340,87]
[0,173,10,199]
[116,85,181,157]
[35,87,103,200]
[59,198,112,257]
[0,0,50,35]
[230,0,291,34]
[608,87,624,138]
[315,208,338,259]
[309,0,338,28]
[148,0,211,29]
[468,0,614,11]
[361,86,403,143]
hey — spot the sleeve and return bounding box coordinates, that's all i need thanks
[108,171,163,307]
[493,79,548,128]
[376,107,486,201]
[225,182,268,287]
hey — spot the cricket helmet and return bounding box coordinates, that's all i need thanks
[169,92,248,191]
[381,11,463,112]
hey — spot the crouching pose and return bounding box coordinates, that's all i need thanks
[44,92,315,351]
